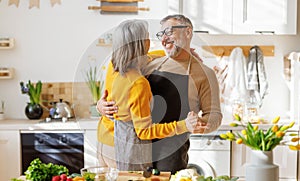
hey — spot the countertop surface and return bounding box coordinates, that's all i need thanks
[0,118,99,130]
[0,118,298,132]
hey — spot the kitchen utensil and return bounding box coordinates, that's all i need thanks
[49,99,74,119]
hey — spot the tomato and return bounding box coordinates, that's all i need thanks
[52,175,61,181]
[60,174,68,181]
[66,178,73,181]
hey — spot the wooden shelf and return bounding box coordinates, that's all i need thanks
[0,38,14,49]
[96,43,112,47]
[202,45,274,57]
[0,68,14,79]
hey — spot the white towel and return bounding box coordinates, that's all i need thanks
[287,52,300,61]
[223,47,248,103]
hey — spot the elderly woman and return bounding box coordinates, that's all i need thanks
[100,19,198,171]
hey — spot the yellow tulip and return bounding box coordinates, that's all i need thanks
[276,131,285,138]
[289,133,298,136]
[229,122,239,127]
[220,134,228,139]
[253,125,259,131]
[272,116,280,124]
[289,121,295,128]
[291,137,300,142]
[289,144,300,151]
[226,132,236,140]
[236,138,243,144]
[234,114,241,121]
[271,125,278,132]
[241,129,247,135]
[280,125,289,131]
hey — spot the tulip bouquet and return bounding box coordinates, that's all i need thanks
[220,114,300,151]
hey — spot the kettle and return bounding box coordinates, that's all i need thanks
[49,99,74,119]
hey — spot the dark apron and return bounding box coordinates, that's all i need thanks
[147,58,191,174]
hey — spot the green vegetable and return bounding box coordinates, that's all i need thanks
[24,158,69,181]
[10,179,23,181]
[83,172,96,181]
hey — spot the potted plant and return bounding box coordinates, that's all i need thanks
[84,65,105,118]
[20,80,43,119]
[220,114,299,181]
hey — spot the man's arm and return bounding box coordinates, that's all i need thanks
[96,90,118,119]
[197,67,223,134]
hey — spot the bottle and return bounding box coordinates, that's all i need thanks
[246,90,259,123]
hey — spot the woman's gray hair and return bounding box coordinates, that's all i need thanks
[112,19,149,76]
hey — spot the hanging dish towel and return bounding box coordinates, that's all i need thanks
[223,47,248,103]
[247,45,268,107]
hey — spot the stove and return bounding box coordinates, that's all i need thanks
[39,117,76,123]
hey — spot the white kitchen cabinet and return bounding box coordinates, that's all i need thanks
[232,0,297,35]
[169,0,297,35]
[84,129,98,167]
[231,137,298,180]
[181,0,232,34]
[0,130,21,181]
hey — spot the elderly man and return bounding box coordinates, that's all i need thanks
[97,14,222,174]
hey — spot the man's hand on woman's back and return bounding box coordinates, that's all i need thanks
[96,90,118,119]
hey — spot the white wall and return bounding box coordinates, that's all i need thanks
[0,0,300,120]
[0,0,169,118]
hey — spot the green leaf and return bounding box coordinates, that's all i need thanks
[84,65,104,104]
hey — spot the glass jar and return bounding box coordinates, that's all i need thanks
[245,90,259,123]
[231,99,244,120]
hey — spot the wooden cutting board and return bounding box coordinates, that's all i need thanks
[117,171,171,181]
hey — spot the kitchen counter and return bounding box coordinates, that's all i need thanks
[0,118,99,130]
[0,118,298,131]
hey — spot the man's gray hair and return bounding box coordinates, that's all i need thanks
[160,14,193,29]
[112,19,149,76]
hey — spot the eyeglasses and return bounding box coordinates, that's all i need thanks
[156,25,188,40]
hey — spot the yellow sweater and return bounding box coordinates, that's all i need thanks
[98,51,188,146]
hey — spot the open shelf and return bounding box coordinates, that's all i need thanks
[0,38,14,49]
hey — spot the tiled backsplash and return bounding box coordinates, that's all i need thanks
[40,82,94,118]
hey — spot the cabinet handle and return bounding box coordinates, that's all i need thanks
[255,31,275,35]
[0,139,8,144]
[193,30,209,34]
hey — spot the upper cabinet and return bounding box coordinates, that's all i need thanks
[182,0,232,34]
[168,0,297,35]
[233,0,297,35]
